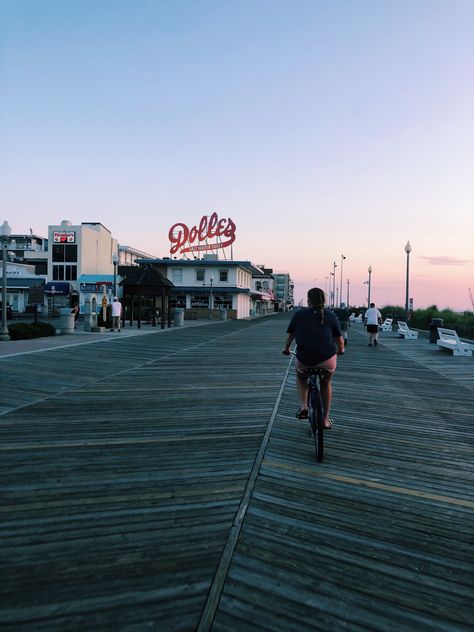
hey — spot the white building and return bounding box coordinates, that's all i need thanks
[0,260,46,313]
[46,220,156,312]
[141,257,264,319]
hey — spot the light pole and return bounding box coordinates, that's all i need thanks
[405,241,411,321]
[332,261,337,308]
[367,265,372,307]
[209,274,214,316]
[346,278,350,308]
[1,244,11,341]
[112,254,118,297]
[329,272,334,307]
[339,254,346,307]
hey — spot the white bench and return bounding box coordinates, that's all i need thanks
[355,314,363,323]
[349,313,356,322]
[397,321,419,339]
[380,318,393,332]
[437,328,473,357]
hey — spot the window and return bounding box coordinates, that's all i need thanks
[219,270,228,282]
[196,269,205,282]
[191,294,209,308]
[52,244,77,263]
[213,293,233,309]
[172,268,183,282]
[53,265,77,280]
[65,265,77,280]
[170,293,186,308]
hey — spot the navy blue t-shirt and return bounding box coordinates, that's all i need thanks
[287,308,341,365]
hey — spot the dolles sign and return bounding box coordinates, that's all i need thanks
[169,212,236,255]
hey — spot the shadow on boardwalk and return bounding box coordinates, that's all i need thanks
[1,315,473,630]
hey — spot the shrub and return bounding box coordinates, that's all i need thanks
[8,321,56,340]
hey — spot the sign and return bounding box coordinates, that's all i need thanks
[168,212,236,255]
[80,281,113,292]
[53,231,75,243]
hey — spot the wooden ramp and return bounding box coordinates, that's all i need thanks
[1,315,473,631]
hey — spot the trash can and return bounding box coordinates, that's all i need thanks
[429,318,443,343]
[59,307,75,335]
[219,308,227,321]
[174,308,184,327]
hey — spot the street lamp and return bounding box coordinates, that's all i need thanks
[339,255,346,307]
[1,245,11,341]
[209,274,214,316]
[0,221,12,341]
[404,241,412,321]
[329,272,334,307]
[367,265,372,307]
[332,261,337,308]
[112,253,119,297]
[346,278,350,308]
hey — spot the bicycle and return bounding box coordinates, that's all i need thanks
[287,351,327,463]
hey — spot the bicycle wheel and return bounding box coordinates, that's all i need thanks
[312,390,324,462]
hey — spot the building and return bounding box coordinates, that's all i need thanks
[251,265,277,316]
[0,259,46,313]
[46,220,156,313]
[139,256,264,319]
[0,221,47,313]
[272,272,294,311]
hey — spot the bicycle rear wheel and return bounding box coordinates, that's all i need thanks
[309,390,324,462]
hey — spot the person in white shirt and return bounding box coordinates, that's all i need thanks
[111,297,122,332]
[364,302,382,346]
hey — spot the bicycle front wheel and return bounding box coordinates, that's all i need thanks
[310,391,324,462]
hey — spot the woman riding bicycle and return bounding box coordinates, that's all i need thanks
[283,287,344,429]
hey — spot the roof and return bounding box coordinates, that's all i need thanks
[171,286,250,295]
[5,278,45,289]
[79,274,115,282]
[139,258,264,276]
[121,264,174,288]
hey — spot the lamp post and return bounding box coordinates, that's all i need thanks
[112,254,118,297]
[367,265,372,307]
[332,261,337,308]
[404,241,412,321]
[209,274,214,317]
[1,244,10,341]
[346,278,350,308]
[339,254,346,307]
[329,272,334,307]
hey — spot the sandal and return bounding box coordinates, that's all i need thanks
[324,419,334,430]
[295,408,308,420]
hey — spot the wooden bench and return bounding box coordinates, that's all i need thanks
[437,328,473,357]
[397,321,419,339]
[380,318,393,332]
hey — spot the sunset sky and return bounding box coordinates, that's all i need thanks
[1,0,473,310]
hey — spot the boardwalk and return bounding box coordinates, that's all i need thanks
[1,316,473,631]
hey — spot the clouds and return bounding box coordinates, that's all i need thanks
[421,256,473,266]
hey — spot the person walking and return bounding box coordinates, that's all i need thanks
[282,288,344,429]
[111,297,122,332]
[333,302,350,346]
[364,302,382,346]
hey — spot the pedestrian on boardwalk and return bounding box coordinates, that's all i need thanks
[282,288,344,429]
[333,302,350,346]
[70,304,79,328]
[364,302,382,346]
[111,297,122,332]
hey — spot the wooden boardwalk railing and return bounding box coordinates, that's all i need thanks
[1,316,473,631]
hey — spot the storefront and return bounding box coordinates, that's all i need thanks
[44,281,71,315]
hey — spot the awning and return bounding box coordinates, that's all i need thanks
[44,282,71,295]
